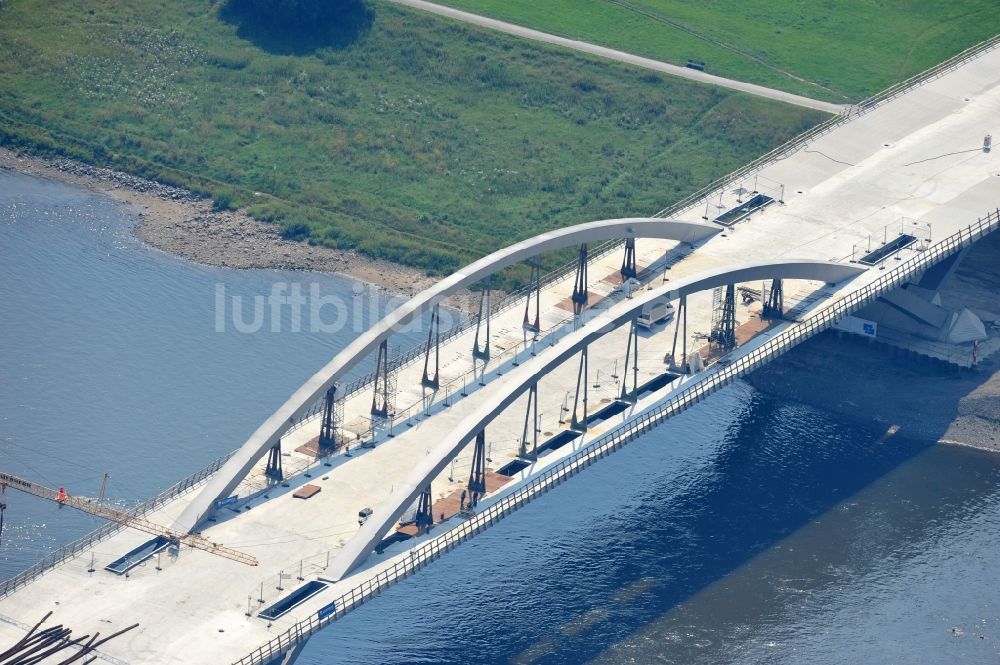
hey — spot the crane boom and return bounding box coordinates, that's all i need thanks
[0,471,258,567]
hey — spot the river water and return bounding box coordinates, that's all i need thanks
[2,171,998,664]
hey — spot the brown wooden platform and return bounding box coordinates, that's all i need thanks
[695,313,780,363]
[395,470,513,535]
[297,434,366,458]
[296,436,332,458]
[600,265,645,286]
[554,290,604,313]
[293,484,321,499]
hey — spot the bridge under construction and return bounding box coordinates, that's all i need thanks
[1,34,998,665]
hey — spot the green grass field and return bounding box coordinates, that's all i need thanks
[435,0,998,102]
[0,0,829,275]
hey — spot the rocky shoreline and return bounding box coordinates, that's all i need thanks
[0,148,450,302]
[5,150,996,453]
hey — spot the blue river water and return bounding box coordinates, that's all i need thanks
[2,170,999,664]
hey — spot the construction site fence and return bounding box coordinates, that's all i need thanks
[234,210,999,665]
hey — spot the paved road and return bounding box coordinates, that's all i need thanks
[389,0,847,114]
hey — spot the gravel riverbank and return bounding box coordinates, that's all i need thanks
[0,148,449,302]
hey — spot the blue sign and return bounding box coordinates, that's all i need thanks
[317,601,337,620]
[215,495,238,509]
[863,323,875,336]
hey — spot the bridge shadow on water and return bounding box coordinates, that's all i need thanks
[300,337,999,665]
[506,397,931,665]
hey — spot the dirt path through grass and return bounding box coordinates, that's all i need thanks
[601,0,848,101]
[388,0,846,113]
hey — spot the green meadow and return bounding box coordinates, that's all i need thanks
[436,0,998,102]
[0,0,831,274]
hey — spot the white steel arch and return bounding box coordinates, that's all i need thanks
[175,218,720,533]
[325,259,865,579]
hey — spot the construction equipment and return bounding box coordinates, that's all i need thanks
[0,471,258,567]
[0,611,138,665]
[738,286,762,304]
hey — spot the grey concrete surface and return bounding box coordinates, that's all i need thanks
[327,260,863,580]
[1,34,998,665]
[173,218,718,534]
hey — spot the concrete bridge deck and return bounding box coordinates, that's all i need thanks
[0,37,998,665]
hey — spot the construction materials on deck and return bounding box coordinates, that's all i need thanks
[293,485,321,500]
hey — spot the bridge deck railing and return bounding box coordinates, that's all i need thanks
[8,29,998,635]
[234,209,999,665]
[284,237,622,435]
[0,452,234,600]
[283,32,1000,436]
[651,33,1000,225]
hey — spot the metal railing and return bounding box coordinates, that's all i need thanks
[650,33,1000,224]
[0,452,234,600]
[234,210,999,665]
[845,33,1000,115]
[285,239,623,434]
[282,30,1000,440]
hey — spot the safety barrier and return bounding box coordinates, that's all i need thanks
[284,237,622,434]
[0,452,233,600]
[287,32,1000,435]
[651,33,1000,224]
[234,209,998,665]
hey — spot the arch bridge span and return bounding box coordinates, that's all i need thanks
[327,258,865,579]
[175,218,720,533]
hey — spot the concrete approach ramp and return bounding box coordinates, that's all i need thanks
[325,259,865,579]
[175,218,719,533]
